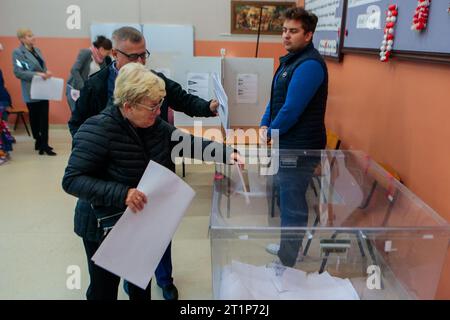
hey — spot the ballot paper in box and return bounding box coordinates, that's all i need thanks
[210,149,450,300]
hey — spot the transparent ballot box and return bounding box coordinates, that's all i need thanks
[209,149,450,300]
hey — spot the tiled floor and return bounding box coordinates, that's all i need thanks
[0,129,215,300]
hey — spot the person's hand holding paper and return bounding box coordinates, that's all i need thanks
[91,161,196,290]
[125,188,148,213]
[209,99,219,115]
[30,74,63,101]
[36,70,52,80]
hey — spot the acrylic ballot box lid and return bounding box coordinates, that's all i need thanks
[210,149,450,233]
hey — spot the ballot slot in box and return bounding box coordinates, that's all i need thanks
[209,149,450,300]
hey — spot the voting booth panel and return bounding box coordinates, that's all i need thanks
[209,149,450,300]
[170,56,223,127]
[224,57,274,127]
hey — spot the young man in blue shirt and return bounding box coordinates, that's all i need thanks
[261,7,328,267]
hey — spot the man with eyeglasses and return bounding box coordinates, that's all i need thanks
[68,26,219,300]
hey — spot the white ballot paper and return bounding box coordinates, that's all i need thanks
[212,73,229,131]
[234,163,250,204]
[220,260,359,300]
[30,75,64,101]
[92,161,196,289]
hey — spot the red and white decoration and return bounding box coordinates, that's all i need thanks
[380,5,398,62]
[411,0,431,31]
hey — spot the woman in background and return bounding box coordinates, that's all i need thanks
[66,35,112,112]
[12,28,55,156]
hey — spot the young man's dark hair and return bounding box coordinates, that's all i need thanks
[92,35,112,50]
[283,7,318,34]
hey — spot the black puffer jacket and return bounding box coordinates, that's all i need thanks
[62,103,233,241]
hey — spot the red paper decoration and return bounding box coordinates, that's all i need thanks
[411,0,431,31]
[380,5,398,62]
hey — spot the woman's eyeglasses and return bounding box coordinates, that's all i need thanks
[135,98,165,113]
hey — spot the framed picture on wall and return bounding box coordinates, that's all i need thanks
[231,1,296,35]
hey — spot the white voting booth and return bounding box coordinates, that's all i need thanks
[149,55,274,128]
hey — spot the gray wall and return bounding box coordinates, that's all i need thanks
[0,0,290,42]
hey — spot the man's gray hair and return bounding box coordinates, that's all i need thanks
[112,26,143,48]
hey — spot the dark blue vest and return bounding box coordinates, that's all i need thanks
[270,43,328,149]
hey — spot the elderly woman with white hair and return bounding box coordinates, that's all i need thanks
[12,28,56,155]
[62,63,240,300]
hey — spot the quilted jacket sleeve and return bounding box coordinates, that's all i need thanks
[62,117,129,208]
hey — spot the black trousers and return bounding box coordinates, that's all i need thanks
[83,239,152,300]
[26,100,49,150]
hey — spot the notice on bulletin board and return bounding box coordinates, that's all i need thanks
[348,0,381,8]
[236,74,258,104]
[305,0,342,32]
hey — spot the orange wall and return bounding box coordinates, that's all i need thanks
[1,34,449,298]
[325,54,450,299]
[195,40,286,70]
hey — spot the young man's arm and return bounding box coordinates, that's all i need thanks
[268,60,324,136]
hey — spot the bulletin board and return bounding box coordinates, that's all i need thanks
[343,1,450,63]
[305,0,348,61]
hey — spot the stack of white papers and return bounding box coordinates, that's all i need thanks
[92,161,196,289]
[219,260,360,300]
[30,75,64,101]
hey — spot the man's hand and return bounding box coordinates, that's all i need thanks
[209,99,219,115]
[230,152,244,169]
[125,188,147,213]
